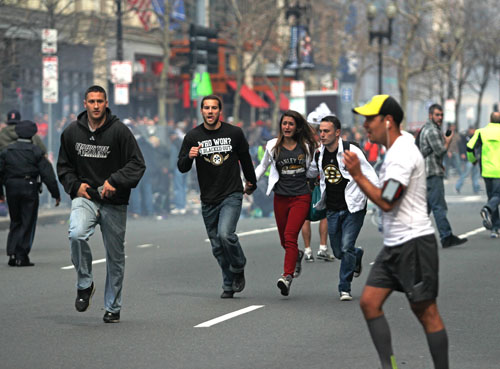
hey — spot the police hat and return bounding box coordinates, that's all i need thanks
[6,109,21,124]
[15,120,38,139]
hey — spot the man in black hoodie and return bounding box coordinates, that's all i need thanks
[57,85,145,323]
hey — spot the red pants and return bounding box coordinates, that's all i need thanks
[273,193,311,277]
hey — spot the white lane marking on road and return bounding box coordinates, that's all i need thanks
[137,243,154,248]
[194,305,264,328]
[61,256,128,270]
[459,226,486,238]
[204,227,277,242]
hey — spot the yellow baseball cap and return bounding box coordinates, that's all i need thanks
[353,95,404,124]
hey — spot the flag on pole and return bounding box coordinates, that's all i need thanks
[152,0,185,29]
[128,0,152,31]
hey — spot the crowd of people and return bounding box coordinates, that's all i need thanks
[1,85,499,368]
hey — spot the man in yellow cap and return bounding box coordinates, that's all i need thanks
[343,95,449,369]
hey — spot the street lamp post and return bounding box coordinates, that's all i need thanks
[367,2,396,94]
[285,0,311,80]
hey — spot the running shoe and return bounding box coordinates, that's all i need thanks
[293,250,304,278]
[317,249,335,261]
[277,275,293,296]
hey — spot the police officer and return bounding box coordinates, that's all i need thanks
[0,120,60,266]
[0,110,47,152]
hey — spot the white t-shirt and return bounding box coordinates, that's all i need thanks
[379,133,434,246]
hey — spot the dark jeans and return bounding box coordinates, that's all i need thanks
[484,177,500,231]
[427,175,452,241]
[327,208,366,293]
[201,192,246,292]
[5,178,39,260]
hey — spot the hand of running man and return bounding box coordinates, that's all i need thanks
[244,181,256,195]
[77,183,92,199]
[101,180,116,198]
[189,144,202,159]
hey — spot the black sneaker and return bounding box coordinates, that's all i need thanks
[442,235,467,248]
[8,255,16,267]
[277,274,293,296]
[232,271,245,293]
[354,247,364,278]
[103,310,120,323]
[16,258,34,267]
[220,290,235,299]
[481,207,493,230]
[75,282,95,312]
[293,250,304,278]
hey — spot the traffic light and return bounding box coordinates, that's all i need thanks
[189,24,219,74]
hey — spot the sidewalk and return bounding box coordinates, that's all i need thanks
[0,207,70,231]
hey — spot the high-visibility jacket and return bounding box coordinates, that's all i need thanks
[466,122,500,178]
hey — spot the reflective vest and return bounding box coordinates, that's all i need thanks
[466,122,500,178]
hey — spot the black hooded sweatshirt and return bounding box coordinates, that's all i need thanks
[57,109,145,205]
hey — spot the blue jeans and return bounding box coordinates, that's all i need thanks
[455,161,480,193]
[427,175,452,241]
[484,178,500,231]
[327,208,366,293]
[173,168,187,210]
[68,198,127,313]
[201,192,246,292]
[129,174,154,216]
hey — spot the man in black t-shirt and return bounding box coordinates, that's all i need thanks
[178,95,257,298]
[309,116,378,301]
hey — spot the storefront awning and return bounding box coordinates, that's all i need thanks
[227,80,269,108]
[264,90,290,111]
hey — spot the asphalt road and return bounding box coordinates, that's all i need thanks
[1,189,499,369]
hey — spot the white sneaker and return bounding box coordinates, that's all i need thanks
[171,208,186,215]
[317,249,335,262]
[340,291,352,301]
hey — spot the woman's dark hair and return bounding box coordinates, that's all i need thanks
[273,110,317,160]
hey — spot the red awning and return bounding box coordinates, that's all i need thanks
[227,80,269,108]
[264,90,290,111]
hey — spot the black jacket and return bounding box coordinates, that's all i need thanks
[0,139,60,199]
[57,109,145,205]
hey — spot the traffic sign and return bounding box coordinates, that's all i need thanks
[42,56,58,104]
[340,87,352,103]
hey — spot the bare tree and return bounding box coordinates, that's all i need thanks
[218,0,279,124]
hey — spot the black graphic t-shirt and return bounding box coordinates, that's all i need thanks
[273,145,310,196]
[322,148,348,211]
[177,122,256,204]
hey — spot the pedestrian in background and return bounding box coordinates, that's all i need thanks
[255,110,317,296]
[346,95,449,369]
[57,85,145,323]
[467,111,500,238]
[0,120,60,267]
[178,95,256,299]
[309,115,379,301]
[301,123,334,263]
[455,126,480,194]
[418,104,467,248]
[0,110,47,152]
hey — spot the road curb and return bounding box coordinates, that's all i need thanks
[0,209,70,231]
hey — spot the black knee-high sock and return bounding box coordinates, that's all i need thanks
[426,329,449,369]
[366,315,397,369]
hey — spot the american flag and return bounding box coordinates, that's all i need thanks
[128,0,151,31]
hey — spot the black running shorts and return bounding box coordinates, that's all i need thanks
[365,233,439,303]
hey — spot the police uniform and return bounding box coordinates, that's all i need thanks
[0,120,60,266]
